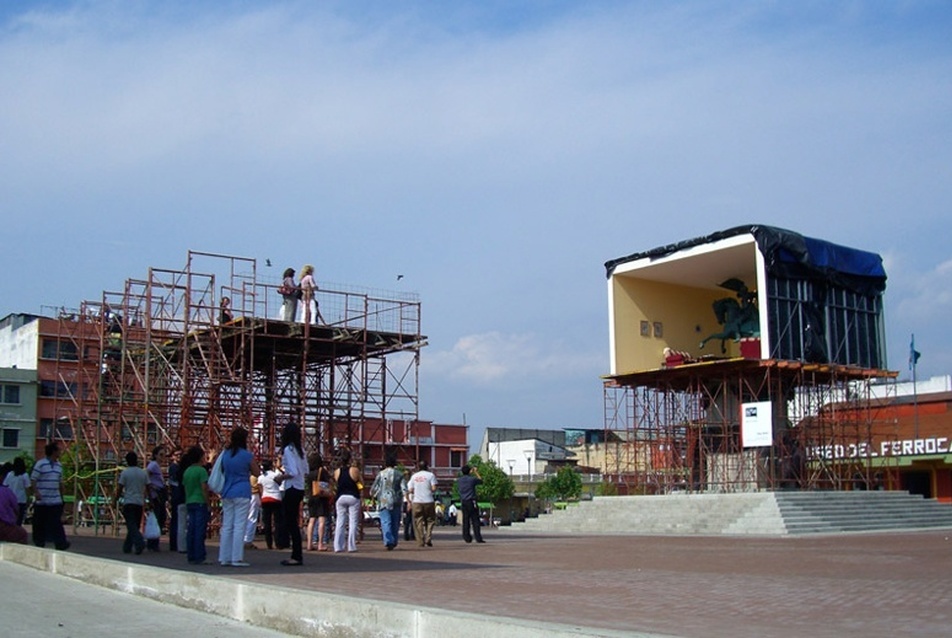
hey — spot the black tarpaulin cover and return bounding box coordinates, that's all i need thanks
[605,225,887,367]
[604,224,886,295]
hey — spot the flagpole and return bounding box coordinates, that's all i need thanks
[911,334,919,439]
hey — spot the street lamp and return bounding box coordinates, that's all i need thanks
[506,459,515,524]
[524,450,533,518]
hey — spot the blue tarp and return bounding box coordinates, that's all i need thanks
[605,224,886,295]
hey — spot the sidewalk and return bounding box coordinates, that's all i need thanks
[4,525,952,637]
[0,560,286,638]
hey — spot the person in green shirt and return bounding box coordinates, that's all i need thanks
[181,446,211,565]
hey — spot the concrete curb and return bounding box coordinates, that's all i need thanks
[0,544,660,638]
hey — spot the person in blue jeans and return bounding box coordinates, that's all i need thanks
[217,427,260,567]
[370,451,407,550]
[180,446,211,565]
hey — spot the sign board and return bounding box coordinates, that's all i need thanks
[741,401,773,448]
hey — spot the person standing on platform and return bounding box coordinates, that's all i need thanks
[456,465,485,544]
[219,296,234,324]
[408,460,437,548]
[30,442,69,550]
[299,264,319,324]
[279,268,300,322]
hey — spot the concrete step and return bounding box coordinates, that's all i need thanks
[509,491,952,536]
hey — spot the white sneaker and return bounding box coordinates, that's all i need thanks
[231,561,251,567]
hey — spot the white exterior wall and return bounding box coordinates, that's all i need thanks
[0,321,39,369]
[874,375,952,399]
[486,439,539,477]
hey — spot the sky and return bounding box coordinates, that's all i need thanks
[2,1,951,448]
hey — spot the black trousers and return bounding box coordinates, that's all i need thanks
[283,487,304,562]
[461,499,483,542]
[169,486,184,551]
[32,503,69,549]
[261,500,286,549]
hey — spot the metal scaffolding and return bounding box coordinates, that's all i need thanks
[603,359,899,493]
[53,250,425,528]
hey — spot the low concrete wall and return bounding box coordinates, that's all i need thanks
[0,544,643,638]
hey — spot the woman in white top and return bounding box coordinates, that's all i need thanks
[3,457,30,525]
[277,422,308,566]
[257,459,285,550]
[299,264,319,324]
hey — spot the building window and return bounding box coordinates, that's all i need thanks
[450,450,465,468]
[1,428,18,448]
[40,339,79,361]
[0,384,20,404]
[39,380,77,398]
[41,419,74,441]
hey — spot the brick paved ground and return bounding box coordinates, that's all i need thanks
[61,524,952,637]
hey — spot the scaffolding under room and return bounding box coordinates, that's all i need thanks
[602,225,900,494]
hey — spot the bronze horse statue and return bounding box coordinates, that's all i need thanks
[699,278,760,353]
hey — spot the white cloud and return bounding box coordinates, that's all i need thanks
[1,1,950,427]
[894,257,952,324]
[425,331,602,385]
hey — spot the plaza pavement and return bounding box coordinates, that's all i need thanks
[2,524,952,637]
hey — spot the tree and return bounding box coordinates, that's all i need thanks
[535,466,583,501]
[450,454,514,505]
[595,480,618,496]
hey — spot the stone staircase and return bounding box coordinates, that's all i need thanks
[509,491,952,536]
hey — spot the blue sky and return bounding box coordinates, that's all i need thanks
[2,1,951,447]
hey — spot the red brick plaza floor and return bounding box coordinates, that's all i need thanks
[64,525,952,638]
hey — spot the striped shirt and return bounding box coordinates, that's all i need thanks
[31,458,63,505]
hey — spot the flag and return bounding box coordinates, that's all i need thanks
[909,334,921,371]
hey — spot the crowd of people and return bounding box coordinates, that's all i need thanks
[0,423,491,562]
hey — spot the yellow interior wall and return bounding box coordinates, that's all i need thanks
[612,277,737,373]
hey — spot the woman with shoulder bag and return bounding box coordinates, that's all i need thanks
[218,427,260,567]
[306,453,333,552]
[333,450,362,553]
[278,268,300,322]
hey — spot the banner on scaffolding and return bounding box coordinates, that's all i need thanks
[741,401,773,448]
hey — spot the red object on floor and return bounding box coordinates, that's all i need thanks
[740,338,761,359]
